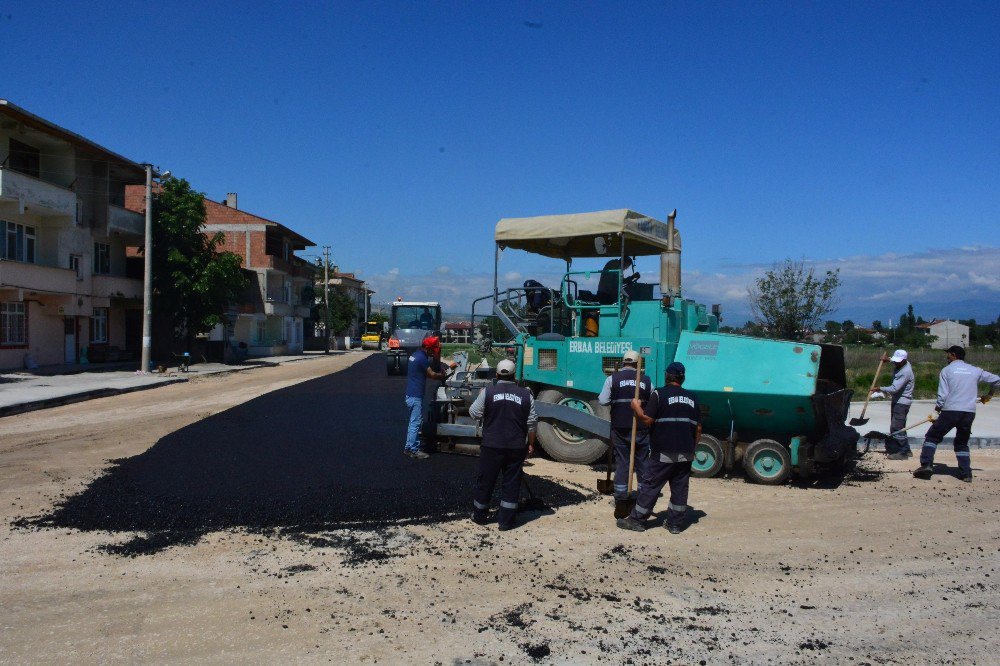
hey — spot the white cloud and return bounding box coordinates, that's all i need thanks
[434,266,451,275]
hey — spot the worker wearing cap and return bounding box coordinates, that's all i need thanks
[618,361,701,534]
[403,336,450,460]
[469,359,538,530]
[598,350,652,504]
[914,345,999,483]
[873,349,915,459]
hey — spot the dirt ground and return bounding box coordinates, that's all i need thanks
[2,354,998,665]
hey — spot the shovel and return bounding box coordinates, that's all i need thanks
[614,354,645,519]
[597,441,614,495]
[864,413,937,444]
[850,354,886,426]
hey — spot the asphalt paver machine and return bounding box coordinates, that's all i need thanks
[431,209,859,484]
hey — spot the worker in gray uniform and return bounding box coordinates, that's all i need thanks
[914,346,999,483]
[872,348,915,459]
[598,350,652,504]
[469,359,538,530]
[618,361,701,534]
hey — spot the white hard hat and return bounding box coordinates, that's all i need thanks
[497,359,516,376]
[890,349,907,362]
[622,350,640,364]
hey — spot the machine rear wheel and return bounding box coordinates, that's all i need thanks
[743,439,791,485]
[535,389,609,464]
[692,434,725,478]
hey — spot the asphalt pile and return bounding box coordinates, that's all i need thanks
[21,356,586,554]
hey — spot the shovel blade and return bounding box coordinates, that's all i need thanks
[850,417,869,426]
[613,499,635,519]
[597,479,615,495]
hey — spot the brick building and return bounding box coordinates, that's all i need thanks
[125,189,315,357]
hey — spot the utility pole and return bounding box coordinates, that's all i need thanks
[140,164,154,373]
[323,245,331,354]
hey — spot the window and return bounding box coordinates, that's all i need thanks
[1,221,36,263]
[8,138,40,179]
[69,254,82,280]
[93,242,110,274]
[256,320,267,343]
[90,307,108,343]
[284,281,292,304]
[1,302,27,346]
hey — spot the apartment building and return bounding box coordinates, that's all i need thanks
[325,268,372,338]
[0,100,146,370]
[125,189,316,357]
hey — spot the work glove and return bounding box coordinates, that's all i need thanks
[981,395,992,405]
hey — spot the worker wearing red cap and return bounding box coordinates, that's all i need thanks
[403,336,450,459]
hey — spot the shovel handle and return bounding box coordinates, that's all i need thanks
[857,356,887,420]
[888,414,936,437]
[627,355,643,495]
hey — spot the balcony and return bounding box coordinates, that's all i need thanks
[264,299,291,317]
[0,259,78,295]
[92,274,142,301]
[108,204,144,238]
[0,167,76,218]
[264,255,315,279]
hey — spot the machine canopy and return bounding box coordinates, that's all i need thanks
[494,208,681,260]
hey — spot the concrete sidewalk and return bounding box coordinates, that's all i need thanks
[0,351,357,417]
[848,399,1000,449]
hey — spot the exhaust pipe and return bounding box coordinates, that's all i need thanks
[659,209,681,298]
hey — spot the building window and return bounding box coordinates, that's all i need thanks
[284,281,292,304]
[93,242,110,274]
[1,302,27,346]
[256,320,266,343]
[90,307,108,343]
[1,221,36,263]
[69,254,82,279]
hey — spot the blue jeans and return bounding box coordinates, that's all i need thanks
[405,396,423,452]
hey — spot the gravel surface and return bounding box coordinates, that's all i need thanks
[2,352,998,664]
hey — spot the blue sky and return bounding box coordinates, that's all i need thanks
[3,1,998,323]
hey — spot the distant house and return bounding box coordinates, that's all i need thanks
[916,319,969,349]
[324,269,371,338]
[444,321,473,343]
[1,99,146,370]
[125,189,316,358]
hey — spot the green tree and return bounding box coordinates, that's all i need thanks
[317,289,357,336]
[747,260,841,340]
[149,177,247,350]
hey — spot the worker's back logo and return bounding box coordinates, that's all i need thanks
[687,340,719,357]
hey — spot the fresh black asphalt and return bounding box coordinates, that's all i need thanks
[22,356,587,554]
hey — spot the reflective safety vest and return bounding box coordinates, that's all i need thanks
[482,382,533,450]
[608,367,651,430]
[647,384,700,461]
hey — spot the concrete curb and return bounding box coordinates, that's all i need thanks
[862,437,1000,451]
[0,378,189,418]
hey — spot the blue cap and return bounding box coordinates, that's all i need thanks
[666,361,686,375]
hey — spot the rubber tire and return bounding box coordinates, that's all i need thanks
[692,434,725,478]
[742,439,792,485]
[535,389,609,464]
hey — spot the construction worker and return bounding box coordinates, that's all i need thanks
[469,359,537,530]
[598,350,652,505]
[914,345,999,483]
[618,361,700,534]
[403,336,449,460]
[872,349,915,459]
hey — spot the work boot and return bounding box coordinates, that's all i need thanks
[616,516,646,532]
[412,451,430,460]
[403,450,416,458]
[471,512,489,526]
[913,465,934,480]
[887,451,911,460]
[666,524,682,535]
[958,472,973,484]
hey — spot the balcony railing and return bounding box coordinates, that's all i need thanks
[108,204,144,237]
[0,259,78,294]
[92,274,142,300]
[0,166,76,218]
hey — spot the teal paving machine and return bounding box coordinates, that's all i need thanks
[431,209,859,484]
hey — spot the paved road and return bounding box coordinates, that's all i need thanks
[26,356,583,554]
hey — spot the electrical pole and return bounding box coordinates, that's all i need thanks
[140,164,153,373]
[323,245,331,354]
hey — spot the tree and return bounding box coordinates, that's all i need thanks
[871,320,884,333]
[149,177,247,350]
[747,259,841,340]
[316,289,357,336]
